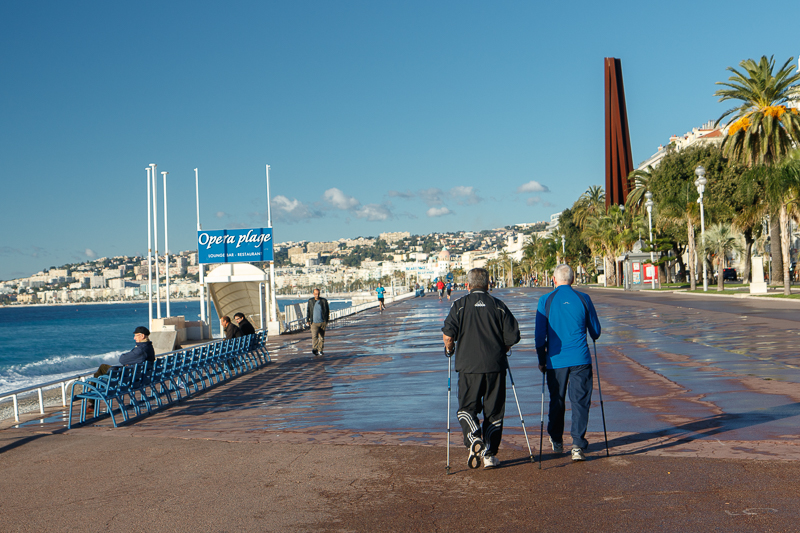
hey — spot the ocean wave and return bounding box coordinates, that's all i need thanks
[0,351,122,395]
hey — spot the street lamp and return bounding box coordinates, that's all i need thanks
[645,191,655,289]
[694,165,708,292]
[561,235,566,259]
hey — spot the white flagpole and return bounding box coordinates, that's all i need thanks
[195,168,206,326]
[266,164,278,327]
[150,163,161,318]
[146,167,153,329]
[162,171,171,318]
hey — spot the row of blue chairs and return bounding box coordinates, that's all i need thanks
[68,332,271,428]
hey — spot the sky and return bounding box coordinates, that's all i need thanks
[1,1,798,280]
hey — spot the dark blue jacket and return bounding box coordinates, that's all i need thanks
[119,341,156,366]
[535,285,601,369]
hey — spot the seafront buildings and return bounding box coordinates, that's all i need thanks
[0,224,547,304]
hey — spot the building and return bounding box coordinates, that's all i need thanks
[638,120,725,170]
[307,241,338,253]
[545,212,562,237]
[379,231,410,244]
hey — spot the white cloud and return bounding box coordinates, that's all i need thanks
[450,186,482,205]
[388,190,415,199]
[355,204,392,221]
[427,206,453,217]
[271,195,321,223]
[419,188,444,206]
[323,188,360,210]
[85,248,97,258]
[216,211,227,218]
[517,180,550,193]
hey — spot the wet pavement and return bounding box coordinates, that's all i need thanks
[4,288,800,531]
[9,287,800,461]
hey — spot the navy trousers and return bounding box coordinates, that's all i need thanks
[546,364,593,450]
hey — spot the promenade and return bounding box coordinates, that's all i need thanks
[2,288,800,531]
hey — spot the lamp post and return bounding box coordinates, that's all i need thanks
[645,191,655,289]
[694,165,708,292]
[561,235,566,259]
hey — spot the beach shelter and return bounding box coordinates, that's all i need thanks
[204,263,272,336]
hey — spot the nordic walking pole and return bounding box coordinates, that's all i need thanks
[445,347,453,474]
[539,370,545,469]
[593,339,610,457]
[506,354,535,464]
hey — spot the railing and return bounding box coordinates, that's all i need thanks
[282,291,416,333]
[0,333,262,425]
[0,373,92,423]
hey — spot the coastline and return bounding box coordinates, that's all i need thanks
[0,297,200,309]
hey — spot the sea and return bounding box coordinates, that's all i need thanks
[0,297,351,395]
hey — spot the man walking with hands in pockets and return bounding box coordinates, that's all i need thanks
[442,268,521,469]
[536,264,601,461]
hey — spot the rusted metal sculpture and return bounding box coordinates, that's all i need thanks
[604,58,634,208]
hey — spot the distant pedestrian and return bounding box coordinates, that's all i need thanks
[442,268,521,469]
[536,264,601,461]
[221,316,243,339]
[306,288,330,356]
[437,279,445,301]
[376,283,386,311]
[446,281,452,300]
[234,312,256,336]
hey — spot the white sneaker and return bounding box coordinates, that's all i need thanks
[549,437,563,453]
[571,447,585,461]
[483,455,499,469]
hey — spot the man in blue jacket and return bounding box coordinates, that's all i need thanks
[535,264,601,461]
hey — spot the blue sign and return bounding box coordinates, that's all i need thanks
[197,228,273,264]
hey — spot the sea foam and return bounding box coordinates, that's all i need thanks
[0,351,122,395]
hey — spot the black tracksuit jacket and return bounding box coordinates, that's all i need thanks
[441,290,521,373]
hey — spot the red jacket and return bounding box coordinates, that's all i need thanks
[437,281,445,290]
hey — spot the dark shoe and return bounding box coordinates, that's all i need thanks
[312,349,318,355]
[468,438,485,469]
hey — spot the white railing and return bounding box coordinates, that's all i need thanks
[0,334,254,424]
[0,373,92,423]
[282,291,416,333]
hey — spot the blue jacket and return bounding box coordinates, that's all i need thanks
[535,285,601,369]
[118,341,156,366]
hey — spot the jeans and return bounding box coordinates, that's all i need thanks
[546,364,593,450]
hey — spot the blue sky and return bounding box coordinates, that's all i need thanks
[1,1,798,280]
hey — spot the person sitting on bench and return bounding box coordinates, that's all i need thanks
[94,326,156,378]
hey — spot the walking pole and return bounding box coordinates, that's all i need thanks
[506,355,535,464]
[445,347,452,475]
[539,371,545,469]
[593,339,610,457]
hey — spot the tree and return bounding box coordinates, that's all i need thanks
[715,55,800,293]
[702,223,744,291]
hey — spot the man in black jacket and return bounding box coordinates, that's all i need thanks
[221,315,243,339]
[234,312,256,336]
[306,288,330,356]
[442,268,521,469]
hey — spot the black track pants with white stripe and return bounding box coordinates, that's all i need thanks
[457,371,506,456]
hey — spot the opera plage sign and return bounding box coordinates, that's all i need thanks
[197,228,274,264]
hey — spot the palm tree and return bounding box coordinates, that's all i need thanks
[702,223,744,291]
[715,55,800,293]
[572,186,605,230]
[715,56,800,166]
